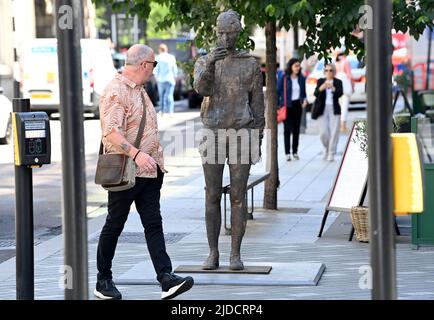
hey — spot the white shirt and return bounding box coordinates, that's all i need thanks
[291,77,300,101]
[325,80,334,106]
[154,52,178,85]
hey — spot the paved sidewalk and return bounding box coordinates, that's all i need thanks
[1,110,434,300]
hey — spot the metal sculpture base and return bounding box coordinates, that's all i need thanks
[174,265,272,274]
[117,261,326,286]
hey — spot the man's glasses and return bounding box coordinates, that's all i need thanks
[143,61,158,68]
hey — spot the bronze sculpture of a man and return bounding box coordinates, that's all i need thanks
[193,10,265,270]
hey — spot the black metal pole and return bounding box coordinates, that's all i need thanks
[13,98,34,300]
[291,23,306,132]
[55,0,88,300]
[11,0,21,98]
[366,0,396,300]
[293,23,299,58]
[426,29,432,90]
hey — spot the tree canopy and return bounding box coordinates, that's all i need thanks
[93,0,434,208]
[93,0,434,60]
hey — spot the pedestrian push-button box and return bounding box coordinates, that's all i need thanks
[12,112,51,167]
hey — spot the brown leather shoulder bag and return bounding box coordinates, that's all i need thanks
[95,92,147,192]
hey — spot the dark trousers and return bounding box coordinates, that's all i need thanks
[283,99,303,154]
[96,168,172,283]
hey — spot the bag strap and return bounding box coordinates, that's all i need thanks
[99,90,148,155]
[134,91,148,148]
[283,75,287,107]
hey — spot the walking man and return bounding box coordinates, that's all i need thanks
[95,44,193,300]
[154,43,178,117]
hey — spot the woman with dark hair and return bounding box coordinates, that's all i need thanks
[277,58,307,161]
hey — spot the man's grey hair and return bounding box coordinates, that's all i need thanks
[125,44,153,66]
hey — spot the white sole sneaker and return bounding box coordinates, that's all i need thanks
[161,279,194,300]
[93,288,121,300]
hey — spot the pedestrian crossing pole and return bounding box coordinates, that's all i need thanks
[11,0,21,98]
[13,99,34,300]
[54,0,88,300]
[365,0,397,300]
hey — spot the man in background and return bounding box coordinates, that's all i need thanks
[154,44,178,117]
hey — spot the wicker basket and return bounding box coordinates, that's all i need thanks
[350,206,369,243]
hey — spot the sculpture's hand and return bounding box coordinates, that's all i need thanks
[209,47,227,64]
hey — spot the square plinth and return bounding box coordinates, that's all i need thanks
[117,261,326,286]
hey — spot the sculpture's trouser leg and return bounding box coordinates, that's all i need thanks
[228,162,251,269]
[202,162,225,268]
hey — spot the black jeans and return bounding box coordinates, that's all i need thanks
[283,99,303,154]
[96,168,172,283]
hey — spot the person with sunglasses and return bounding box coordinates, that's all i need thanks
[154,44,178,117]
[313,63,343,161]
[95,44,193,300]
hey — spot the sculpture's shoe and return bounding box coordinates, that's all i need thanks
[229,256,244,271]
[202,254,219,270]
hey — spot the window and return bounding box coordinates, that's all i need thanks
[34,0,55,38]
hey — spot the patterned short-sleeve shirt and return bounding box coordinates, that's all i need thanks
[99,73,166,178]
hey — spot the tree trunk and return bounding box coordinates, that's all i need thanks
[293,23,299,58]
[263,20,278,210]
[143,19,148,44]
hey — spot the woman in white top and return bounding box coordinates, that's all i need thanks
[277,58,308,161]
[313,63,343,161]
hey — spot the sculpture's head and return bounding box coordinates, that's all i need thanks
[216,9,242,51]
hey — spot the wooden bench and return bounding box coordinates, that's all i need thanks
[222,173,270,234]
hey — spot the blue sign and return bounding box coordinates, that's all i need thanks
[31,47,57,53]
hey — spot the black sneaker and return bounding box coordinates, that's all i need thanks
[94,279,122,300]
[160,273,194,300]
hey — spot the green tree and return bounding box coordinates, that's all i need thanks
[95,4,107,30]
[91,0,434,74]
[93,0,433,209]
[147,2,182,38]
